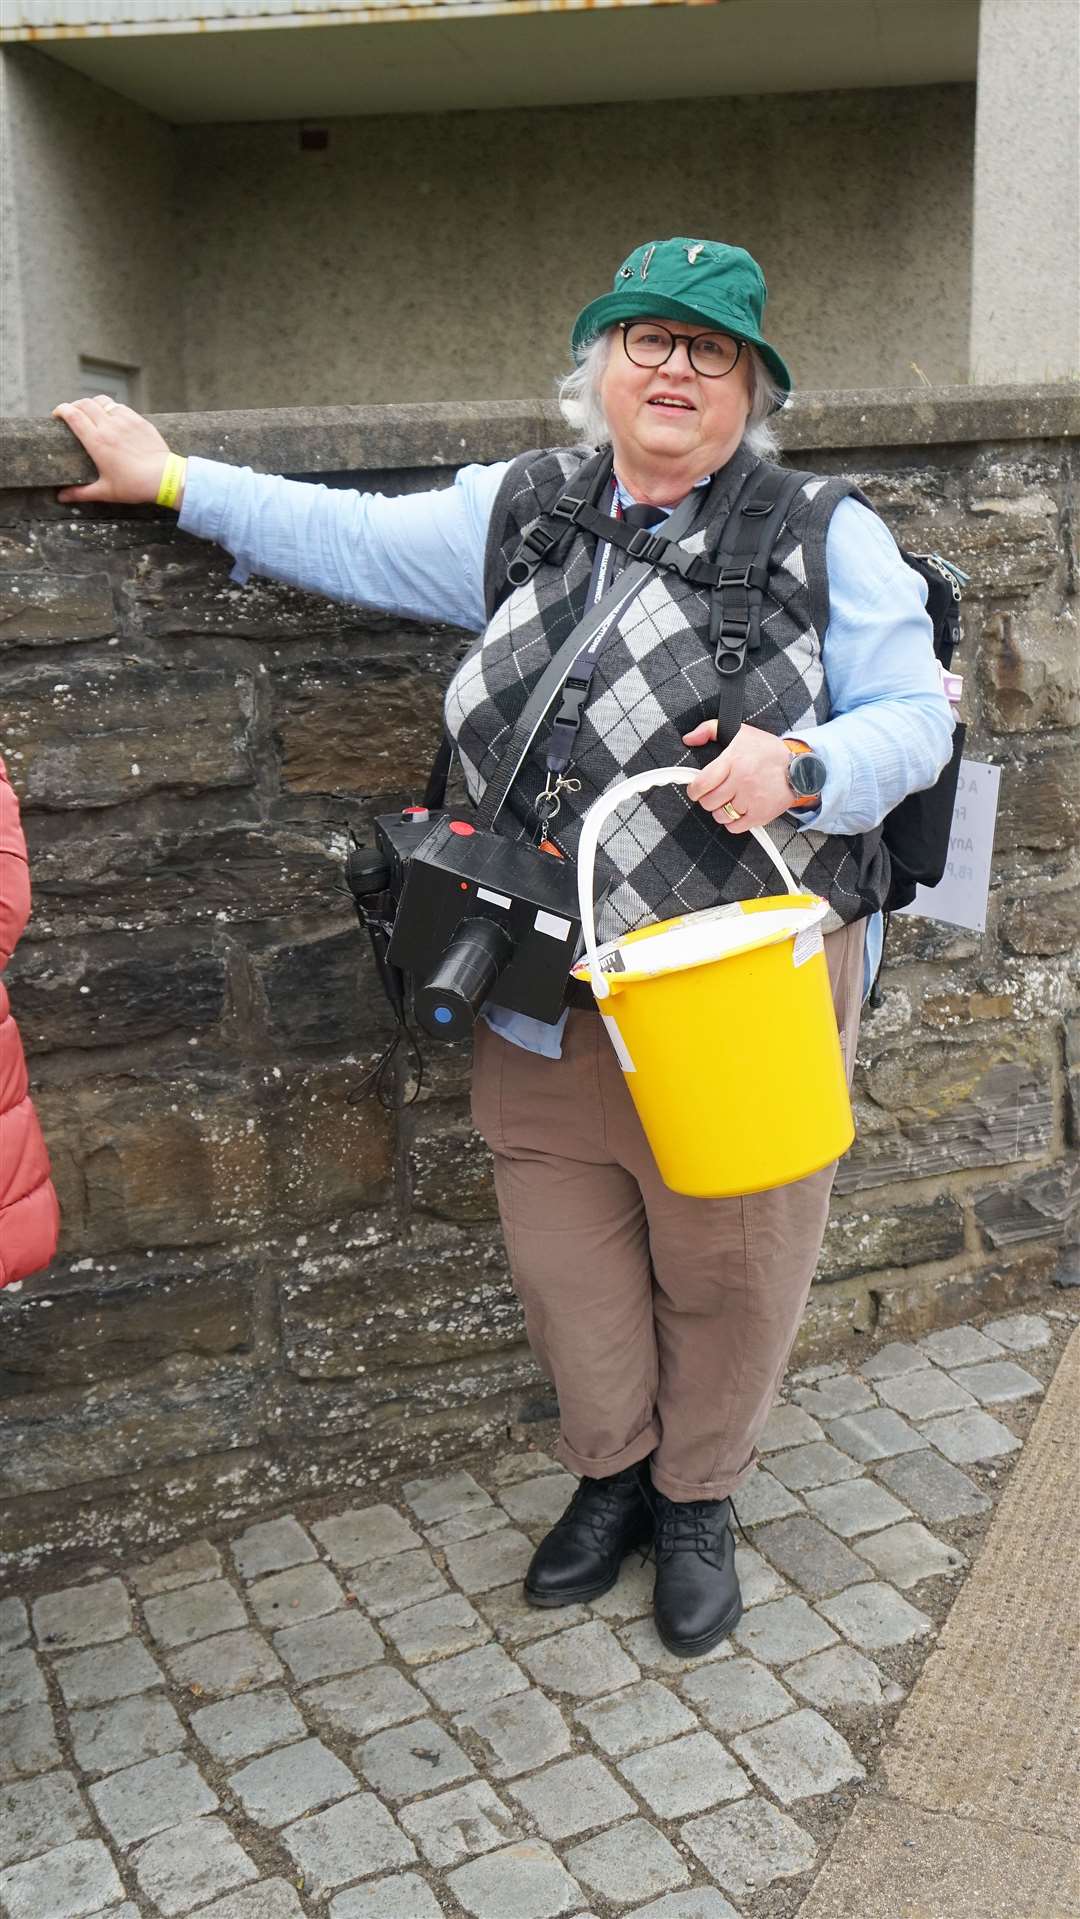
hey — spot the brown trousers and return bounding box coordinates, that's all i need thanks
[470,919,866,1502]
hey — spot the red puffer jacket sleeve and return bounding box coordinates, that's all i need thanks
[1,757,60,1288]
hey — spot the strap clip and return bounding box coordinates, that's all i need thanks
[552,492,589,523]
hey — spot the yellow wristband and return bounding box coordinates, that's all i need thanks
[156,453,187,511]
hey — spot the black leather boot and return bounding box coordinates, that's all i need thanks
[524,1461,655,1608]
[652,1493,743,1656]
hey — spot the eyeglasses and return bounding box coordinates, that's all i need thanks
[621,321,743,379]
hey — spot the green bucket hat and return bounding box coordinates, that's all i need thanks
[571,238,791,403]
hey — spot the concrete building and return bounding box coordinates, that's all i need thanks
[0,0,1077,416]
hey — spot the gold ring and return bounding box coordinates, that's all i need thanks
[722,802,745,820]
[100,400,118,413]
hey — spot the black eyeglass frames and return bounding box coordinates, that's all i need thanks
[620,321,744,379]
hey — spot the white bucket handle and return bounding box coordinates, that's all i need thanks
[576,767,801,1002]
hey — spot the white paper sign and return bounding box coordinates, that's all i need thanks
[897,759,1001,932]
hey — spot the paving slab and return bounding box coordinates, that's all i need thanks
[919,1324,1004,1368]
[142,1577,247,1649]
[416,1642,528,1716]
[589,1553,656,1622]
[564,1818,690,1905]
[0,1772,91,1868]
[457,1688,572,1779]
[731,1468,803,1526]
[731,1596,838,1666]
[189,1885,304,1919]
[382,1594,491,1666]
[764,1443,862,1492]
[403,1472,495,1526]
[817,1582,933,1650]
[89,1751,217,1847]
[474,1583,589,1647]
[732,1543,787,1608]
[0,1705,61,1783]
[330,1873,445,1919]
[803,1477,911,1538]
[53,1638,163,1710]
[617,1617,734,1675]
[191,1687,306,1762]
[424,1507,513,1549]
[0,1838,124,1919]
[447,1839,583,1918]
[982,1312,1051,1351]
[873,1449,990,1522]
[825,1408,929,1463]
[624,1893,739,1919]
[854,1520,966,1588]
[166,1628,283,1697]
[507,1754,635,1839]
[947,1359,1044,1405]
[31,1580,130,1653]
[131,1815,258,1915]
[752,1516,868,1599]
[618,1731,751,1818]
[443,1529,535,1595]
[228,1736,358,1827]
[731,1707,865,1803]
[920,1408,1022,1464]
[247,1563,344,1628]
[518,1621,640,1699]
[0,1599,29,1652]
[398,1780,520,1867]
[783,1645,903,1711]
[133,1538,223,1597]
[574,1679,697,1756]
[68,1691,187,1775]
[874,1367,977,1421]
[757,1405,825,1452]
[792,1375,877,1419]
[272,1607,384,1682]
[678,1657,794,1735]
[301,1664,428,1739]
[0,1649,46,1713]
[312,1503,420,1565]
[493,1451,562,1486]
[281,1790,417,1891]
[497,1473,578,1530]
[859,1342,929,1381]
[231,1516,317,1582]
[345,1549,449,1618]
[355,1717,475,1802]
[681,1795,817,1897]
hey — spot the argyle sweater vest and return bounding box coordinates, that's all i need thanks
[444,441,890,943]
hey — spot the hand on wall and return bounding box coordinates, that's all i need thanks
[53,396,177,507]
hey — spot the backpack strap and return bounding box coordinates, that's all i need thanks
[705,464,814,751]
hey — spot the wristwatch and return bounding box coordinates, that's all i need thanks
[784,739,827,807]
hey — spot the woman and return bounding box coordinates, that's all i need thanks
[55,238,953,1655]
[1,756,61,1291]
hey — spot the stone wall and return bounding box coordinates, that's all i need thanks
[1,386,1077,1574]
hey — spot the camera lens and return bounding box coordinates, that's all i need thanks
[415,916,515,1040]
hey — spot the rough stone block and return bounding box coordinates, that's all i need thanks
[475,1583,589,1649]
[416,1643,527,1716]
[410,1122,500,1223]
[0,1273,254,1398]
[330,1874,444,1919]
[873,1449,990,1522]
[457,1688,572,1780]
[590,1552,657,1621]
[758,1406,824,1452]
[301,1665,427,1740]
[679,1658,794,1737]
[980,604,1080,733]
[381,1594,491,1666]
[860,1343,930,1382]
[355,1718,475,1802]
[132,1816,258,1915]
[166,1628,284,1698]
[681,1796,817,1898]
[819,1195,966,1281]
[0,569,115,647]
[89,1751,217,1847]
[498,1472,578,1531]
[311,1505,419,1565]
[753,1518,868,1599]
[765,1443,864,1492]
[825,1409,929,1463]
[133,1538,223,1597]
[921,1409,1022,1464]
[403,1471,495,1525]
[518,1622,640,1700]
[835,1036,1054,1189]
[782,1645,901,1711]
[948,1359,1044,1404]
[983,1312,1052,1351]
[875,1368,977,1421]
[68,1692,186,1776]
[974,1162,1079,1248]
[345,1548,448,1618]
[0,1705,61,1783]
[732,1709,865,1803]
[0,1650,47,1714]
[995,745,1080,852]
[31,1579,130,1652]
[248,1563,344,1629]
[574,1679,697,1757]
[854,1522,966,1588]
[424,1506,513,1549]
[732,1597,838,1667]
[281,1792,417,1892]
[282,1247,520,1380]
[447,1838,583,1918]
[54,1638,163,1709]
[918,1324,1004,1367]
[273,1609,384,1684]
[5,663,254,811]
[792,1374,877,1419]
[192,1688,306,1763]
[507,1755,635,1839]
[618,1732,751,1819]
[0,1599,28,1652]
[733,1469,804,1526]
[803,1477,911,1538]
[143,1578,248,1649]
[617,1616,735,1676]
[817,1582,933,1650]
[399,1780,520,1868]
[444,1529,535,1595]
[564,1819,690,1906]
[621,1895,739,1919]
[232,1516,317,1582]
[229,1737,358,1828]
[10,930,226,1057]
[177,1883,303,1919]
[0,1838,124,1919]
[0,1772,91,1869]
[274,655,453,800]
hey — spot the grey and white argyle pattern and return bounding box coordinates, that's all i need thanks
[444,443,889,942]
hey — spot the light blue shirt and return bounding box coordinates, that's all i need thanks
[180,455,954,1051]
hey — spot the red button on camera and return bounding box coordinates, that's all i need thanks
[448,821,475,836]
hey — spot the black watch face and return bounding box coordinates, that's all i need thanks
[789,751,826,797]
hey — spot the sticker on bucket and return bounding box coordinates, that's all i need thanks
[793,924,824,968]
[600,1012,636,1073]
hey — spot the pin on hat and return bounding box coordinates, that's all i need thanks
[571,237,791,402]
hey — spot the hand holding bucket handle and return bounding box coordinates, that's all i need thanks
[576,767,801,1002]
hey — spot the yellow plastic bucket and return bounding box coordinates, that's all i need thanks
[574,767,854,1197]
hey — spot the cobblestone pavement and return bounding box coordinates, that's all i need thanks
[1,1306,1073,1919]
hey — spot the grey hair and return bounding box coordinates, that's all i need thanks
[556,328,786,460]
